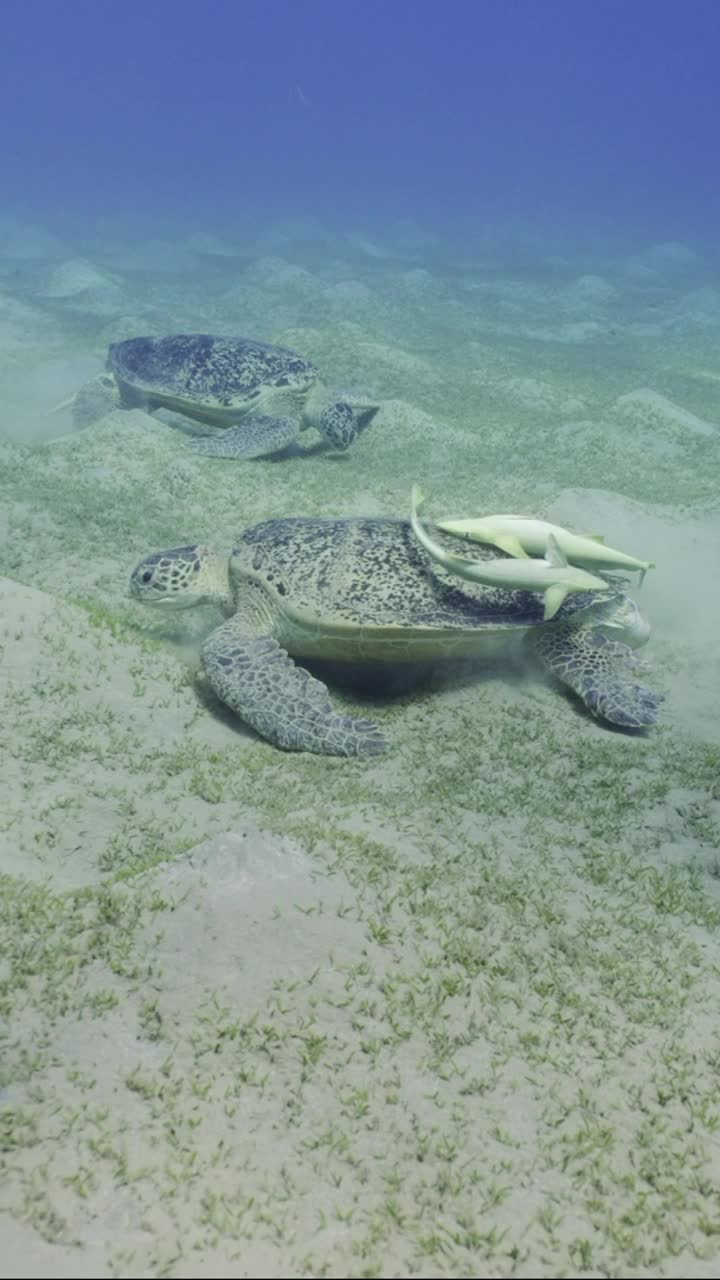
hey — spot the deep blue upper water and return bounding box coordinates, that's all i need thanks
[2,0,720,245]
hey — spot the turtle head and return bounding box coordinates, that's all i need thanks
[317,399,381,451]
[130,545,231,610]
[318,400,358,451]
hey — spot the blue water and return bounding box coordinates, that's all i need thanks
[2,0,719,245]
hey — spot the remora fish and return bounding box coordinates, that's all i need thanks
[436,513,655,584]
[411,487,610,621]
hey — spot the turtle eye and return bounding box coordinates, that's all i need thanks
[141,569,153,583]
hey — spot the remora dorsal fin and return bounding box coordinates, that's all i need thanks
[544,533,568,569]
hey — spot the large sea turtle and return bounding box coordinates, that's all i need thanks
[129,516,661,756]
[70,334,380,458]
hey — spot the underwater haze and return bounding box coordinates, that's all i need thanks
[2,0,720,239]
[2,2,720,1278]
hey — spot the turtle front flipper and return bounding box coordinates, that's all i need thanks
[189,415,300,460]
[201,618,388,756]
[528,623,663,728]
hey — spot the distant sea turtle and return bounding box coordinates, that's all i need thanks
[129,516,660,756]
[70,334,380,459]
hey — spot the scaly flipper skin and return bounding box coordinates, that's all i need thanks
[71,374,122,429]
[528,623,663,728]
[201,619,388,756]
[189,415,300,460]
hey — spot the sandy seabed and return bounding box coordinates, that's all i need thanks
[1,221,720,1278]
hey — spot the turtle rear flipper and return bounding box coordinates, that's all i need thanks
[529,624,663,728]
[70,373,123,429]
[189,415,300,460]
[201,619,388,756]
